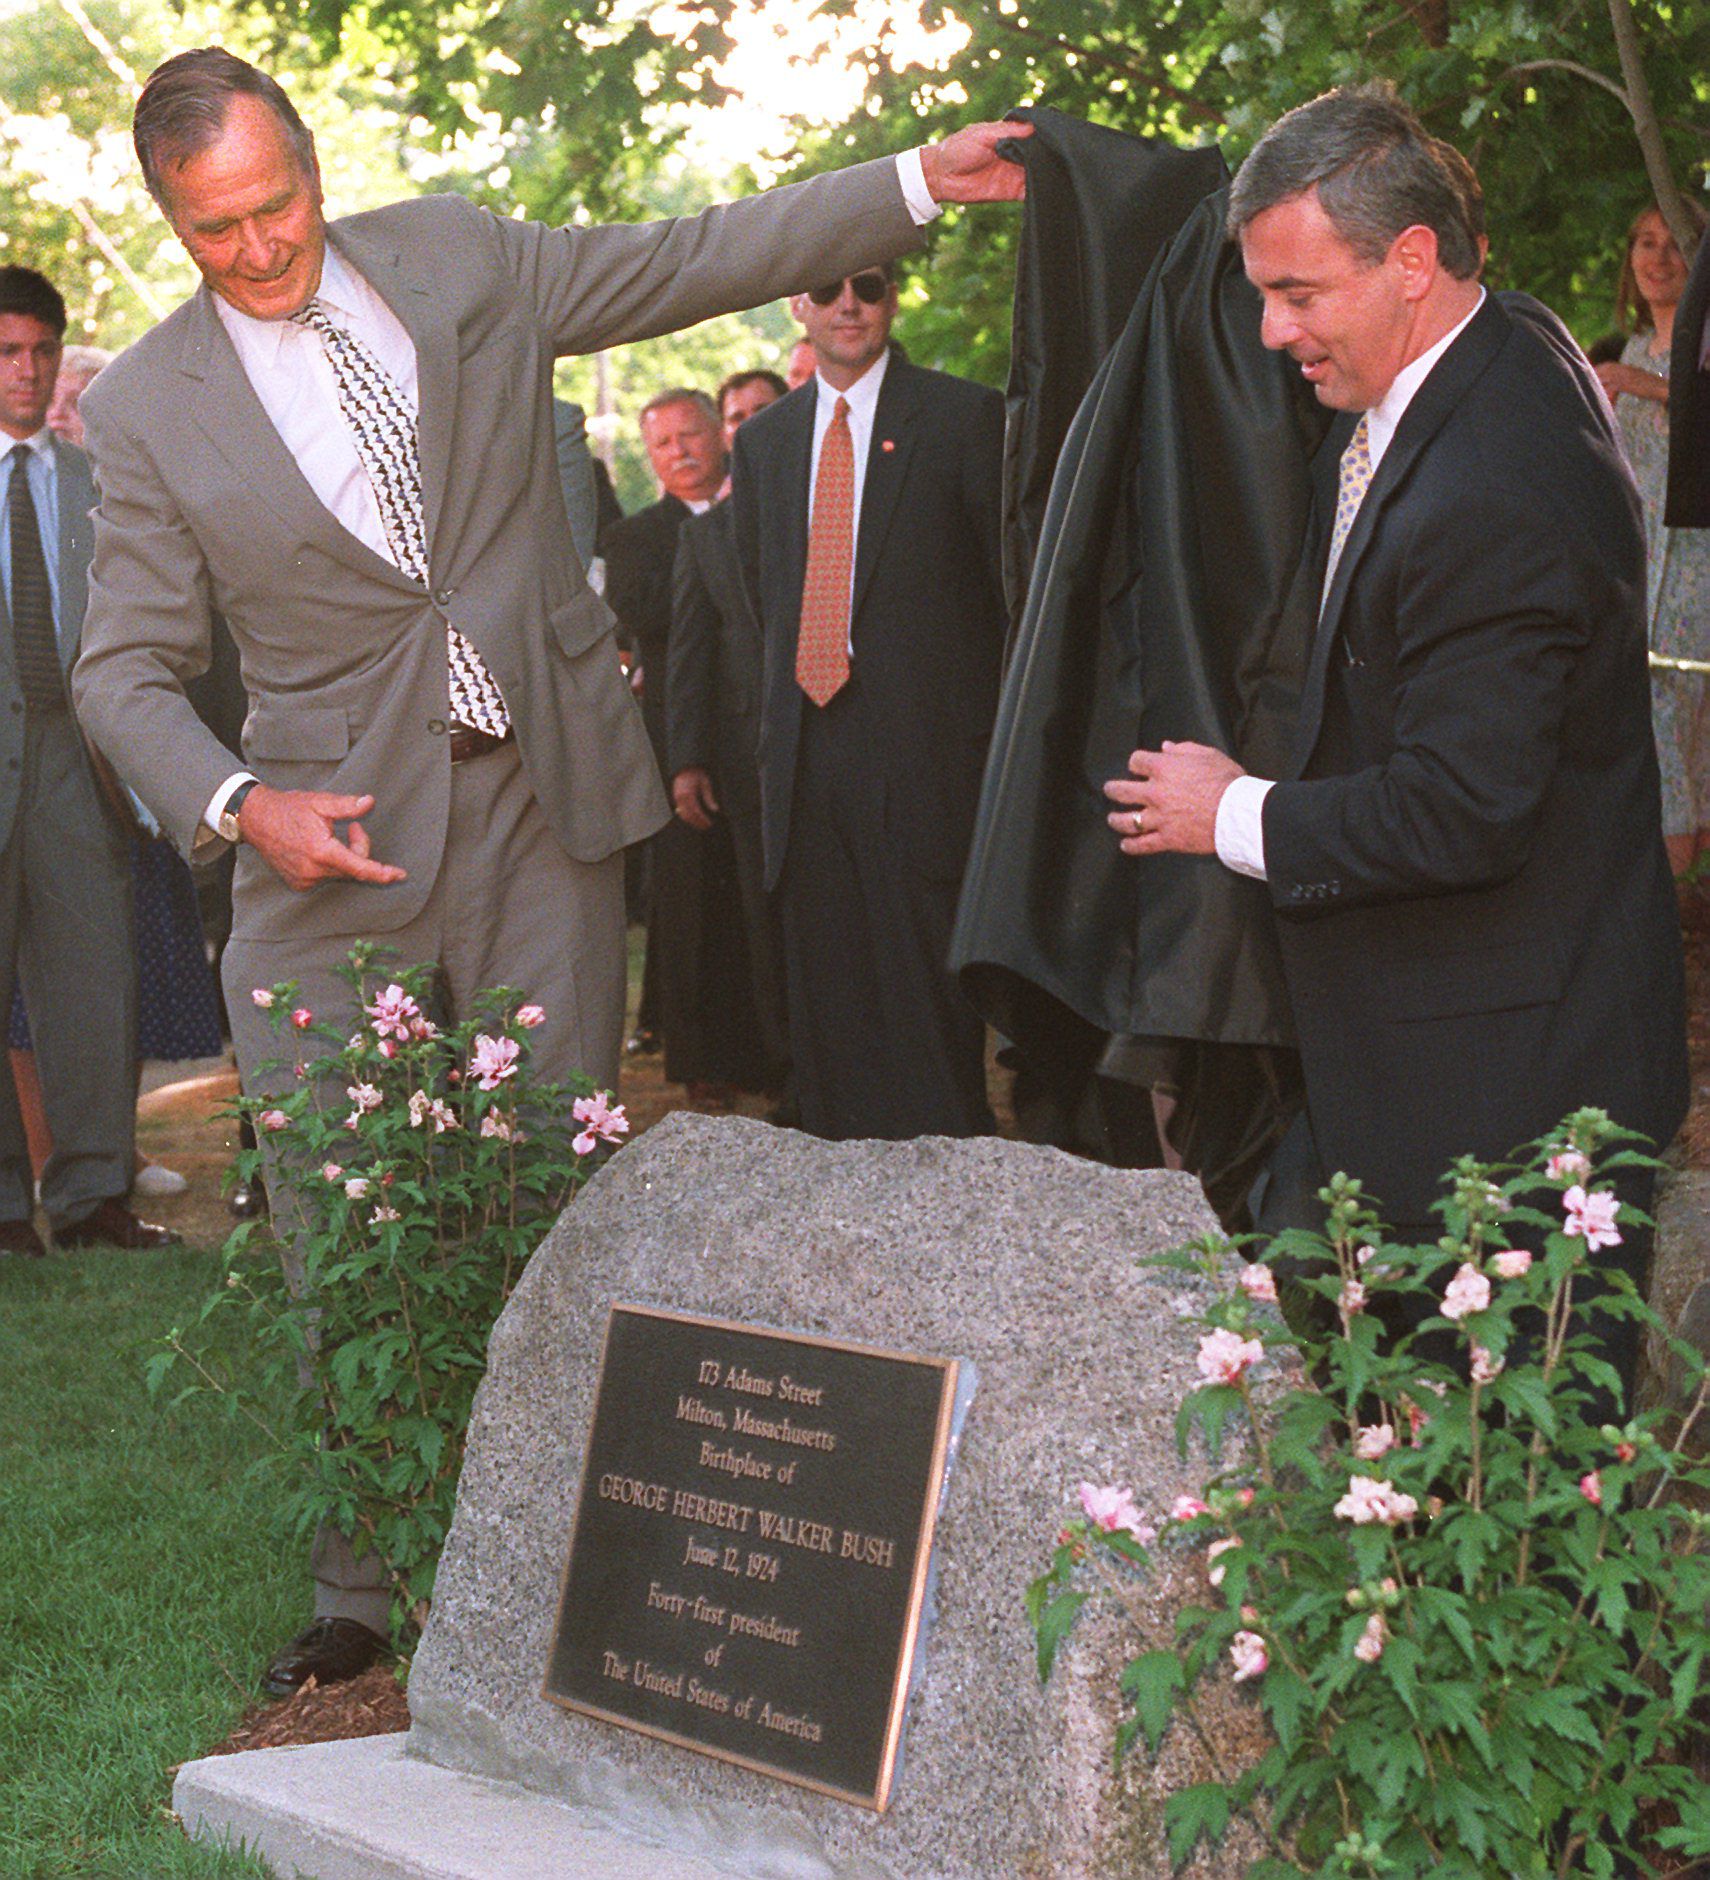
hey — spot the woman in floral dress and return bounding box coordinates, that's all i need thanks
[1596,200,1710,884]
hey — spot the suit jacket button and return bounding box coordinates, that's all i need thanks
[428,718,446,735]
[432,586,455,606]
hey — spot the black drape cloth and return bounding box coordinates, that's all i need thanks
[952,107,1334,1226]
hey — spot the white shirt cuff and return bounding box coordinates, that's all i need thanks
[896,149,942,226]
[199,770,259,852]
[1213,774,1274,881]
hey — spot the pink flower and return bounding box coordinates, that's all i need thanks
[1616,1440,1637,1464]
[364,983,421,1042]
[250,988,275,1009]
[369,1204,401,1225]
[378,1038,398,1059]
[1353,1612,1387,1664]
[1238,1263,1277,1304]
[1356,1244,1376,1267]
[1441,1263,1491,1321]
[345,1083,382,1114]
[1339,1278,1366,1318]
[1353,1423,1395,1461]
[1548,1149,1592,1184]
[1077,1482,1154,1544]
[343,1177,371,1200]
[516,1004,546,1030]
[1229,1630,1268,1683]
[290,1006,314,1030]
[257,1109,288,1132]
[1235,1486,1256,1507]
[321,1162,344,1181]
[1580,1471,1603,1508]
[469,1033,520,1091]
[1170,1495,1210,1522]
[410,1016,439,1041]
[572,1090,630,1156]
[1207,1536,1241,1587]
[407,1089,459,1133]
[1196,1328,1264,1386]
[1563,1185,1622,1252]
[1491,1249,1532,1279]
[1470,1343,1504,1385]
[1334,1476,1419,1527]
[479,1110,523,1144]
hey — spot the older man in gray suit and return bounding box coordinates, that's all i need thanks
[0,267,176,1258]
[70,47,1026,1690]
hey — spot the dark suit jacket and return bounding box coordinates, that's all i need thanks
[731,357,1006,890]
[667,502,763,818]
[1666,232,1710,527]
[1265,291,1688,1223]
[602,493,691,768]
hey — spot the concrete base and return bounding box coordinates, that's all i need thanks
[173,1732,731,1880]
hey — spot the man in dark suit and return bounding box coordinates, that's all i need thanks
[732,267,1006,1140]
[667,369,791,1100]
[0,267,176,1258]
[1105,86,1687,1398]
[1667,217,1710,527]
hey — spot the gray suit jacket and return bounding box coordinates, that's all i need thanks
[0,439,97,849]
[71,163,918,944]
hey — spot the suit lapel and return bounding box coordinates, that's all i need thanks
[775,388,815,630]
[179,287,410,589]
[330,224,457,560]
[851,356,918,627]
[51,438,92,667]
[1292,296,1510,769]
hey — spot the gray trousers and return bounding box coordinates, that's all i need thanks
[224,740,627,1627]
[0,710,135,1229]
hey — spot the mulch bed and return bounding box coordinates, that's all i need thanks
[200,1664,409,1758]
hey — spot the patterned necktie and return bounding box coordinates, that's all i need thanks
[291,298,509,738]
[5,448,66,711]
[1321,413,1373,602]
[796,396,853,707]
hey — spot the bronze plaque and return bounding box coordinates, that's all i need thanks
[543,1303,960,1811]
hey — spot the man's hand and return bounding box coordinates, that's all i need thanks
[1103,741,1244,856]
[920,121,1033,204]
[671,766,720,832]
[238,784,407,892]
[629,662,646,700]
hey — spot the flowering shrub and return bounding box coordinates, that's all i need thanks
[151,947,628,1639]
[1029,1109,1710,1878]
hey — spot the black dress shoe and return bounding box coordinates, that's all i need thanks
[228,1179,266,1220]
[263,1617,389,1698]
[0,1219,46,1258]
[53,1199,182,1252]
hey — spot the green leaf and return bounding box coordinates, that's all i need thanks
[1033,1588,1087,1683]
[1164,1782,1231,1866]
[1119,1650,1184,1754]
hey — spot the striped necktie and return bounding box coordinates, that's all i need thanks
[5,447,65,711]
[291,298,509,738]
[1321,413,1373,602]
[796,396,853,707]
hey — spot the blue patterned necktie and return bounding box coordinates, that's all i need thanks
[291,298,509,738]
[1321,413,1373,602]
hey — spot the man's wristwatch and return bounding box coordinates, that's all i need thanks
[217,779,259,845]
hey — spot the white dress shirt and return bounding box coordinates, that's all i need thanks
[1213,290,1487,881]
[204,151,942,841]
[808,346,891,650]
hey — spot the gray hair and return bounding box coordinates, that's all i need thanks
[60,344,113,386]
[1228,83,1483,280]
[134,48,317,213]
[639,387,719,430]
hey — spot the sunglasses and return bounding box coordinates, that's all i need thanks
[806,271,890,307]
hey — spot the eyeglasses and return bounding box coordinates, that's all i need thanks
[806,271,890,307]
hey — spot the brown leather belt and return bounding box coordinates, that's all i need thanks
[447,724,510,764]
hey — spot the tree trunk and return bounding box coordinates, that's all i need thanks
[1607,0,1700,259]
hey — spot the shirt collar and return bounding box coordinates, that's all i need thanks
[1366,287,1485,469]
[1,427,51,466]
[212,241,359,361]
[815,346,890,420]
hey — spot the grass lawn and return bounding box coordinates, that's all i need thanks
[0,1242,305,1880]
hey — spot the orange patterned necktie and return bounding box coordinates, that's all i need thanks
[796,395,853,707]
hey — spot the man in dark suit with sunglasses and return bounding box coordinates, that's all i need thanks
[731,264,1006,1140]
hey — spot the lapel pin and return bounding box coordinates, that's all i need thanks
[881,438,895,452]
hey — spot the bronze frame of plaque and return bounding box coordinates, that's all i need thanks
[541,1302,960,1813]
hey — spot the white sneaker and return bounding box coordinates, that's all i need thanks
[132,1161,189,1199]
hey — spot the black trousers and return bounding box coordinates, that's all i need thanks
[776,677,993,1142]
